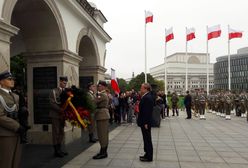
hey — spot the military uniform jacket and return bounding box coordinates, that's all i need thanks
[0,89,20,136]
[95,90,110,121]
[49,87,63,119]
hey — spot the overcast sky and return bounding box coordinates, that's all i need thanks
[90,0,248,79]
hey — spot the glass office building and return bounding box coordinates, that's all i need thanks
[214,47,248,90]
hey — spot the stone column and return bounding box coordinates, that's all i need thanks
[0,20,19,72]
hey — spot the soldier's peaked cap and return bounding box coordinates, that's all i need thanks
[0,70,13,81]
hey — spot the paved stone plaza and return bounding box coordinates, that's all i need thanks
[62,111,248,168]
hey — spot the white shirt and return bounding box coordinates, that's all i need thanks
[0,88,11,94]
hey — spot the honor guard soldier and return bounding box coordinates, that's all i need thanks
[198,91,206,120]
[87,82,97,143]
[219,92,225,117]
[0,71,24,168]
[234,92,241,116]
[224,91,232,120]
[192,90,200,117]
[171,92,179,116]
[49,76,68,157]
[93,80,110,159]
[240,91,246,118]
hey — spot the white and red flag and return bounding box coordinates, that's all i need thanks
[111,68,120,94]
[186,27,195,41]
[229,27,243,40]
[208,25,221,40]
[145,11,153,24]
[165,27,174,42]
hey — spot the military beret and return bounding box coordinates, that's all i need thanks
[59,76,68,82]
[98,80,107,87]
[0,71,13,81]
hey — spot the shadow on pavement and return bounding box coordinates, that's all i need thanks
[20,123,118,168]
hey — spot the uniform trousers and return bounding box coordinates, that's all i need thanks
[96,119,109,148]
[0,136,22,168]
[52,118,65,145]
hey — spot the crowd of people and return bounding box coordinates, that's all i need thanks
[1,70,248,167]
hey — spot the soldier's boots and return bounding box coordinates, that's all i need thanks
[89,133,97,143]
[54,144,68,158]
[93,147,108,159]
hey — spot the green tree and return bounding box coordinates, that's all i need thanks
[128,72,156,91]
[117,78,128,92]
[154,79,164,91]
[10,55,27,91]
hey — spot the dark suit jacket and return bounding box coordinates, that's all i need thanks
[137,92,154,127]
[184,94,192,108]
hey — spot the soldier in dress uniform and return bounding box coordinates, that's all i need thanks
[171,92,179,116]
[219,92,225,117]
[234,92,241,116]
[198,91,206,120]
[224,91,232,120]
[49,76,68,157]
[239,91,246,118]
[192,90,200,117]
[93,80,110,159]
[0,71,24,168]
[87,82,97,143]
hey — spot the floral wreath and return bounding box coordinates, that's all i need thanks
[60,86,96,128]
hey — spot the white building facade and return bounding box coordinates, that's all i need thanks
[0,0,111,144]
[150,52,214,94]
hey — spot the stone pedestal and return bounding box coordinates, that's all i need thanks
[23,50,83,144]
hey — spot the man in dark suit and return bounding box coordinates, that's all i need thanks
[49,76,68,157]
[0,70,24,168]
[137,83,154,162]
[184,90,192,119]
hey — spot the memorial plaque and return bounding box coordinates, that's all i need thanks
[33,67,57,124]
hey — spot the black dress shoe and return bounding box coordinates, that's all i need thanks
[140,157,152,162]
[139,155,146,159]
[54,152,64,158]
[93,153,108,159]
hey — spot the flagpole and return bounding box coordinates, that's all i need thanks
[164,28,167,93]
[206,26,209,95]
[228,25,231,91]
[144,11,147,83]
[185,27,188,92]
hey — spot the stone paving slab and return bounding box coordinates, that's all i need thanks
[62,111,248,168]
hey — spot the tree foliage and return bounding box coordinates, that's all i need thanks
[10,55,27,90]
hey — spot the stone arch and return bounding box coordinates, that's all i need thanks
[188,55,200,64]
[2,0,68,50]
[76,28,100,65]
[76,27,101,87]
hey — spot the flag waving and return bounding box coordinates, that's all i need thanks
[145,11,153,24]
[165,27,174,42]
[208,25,221,40]
[111,68,120,94]
[229,27,243,40]
[186,27,195,41]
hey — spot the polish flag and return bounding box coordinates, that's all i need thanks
[229,27,243,40]
[111,68,120,94]
[208,25,221,40]
[145,11,153,24]
[165,27,174,42]
[186,27,196,41]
